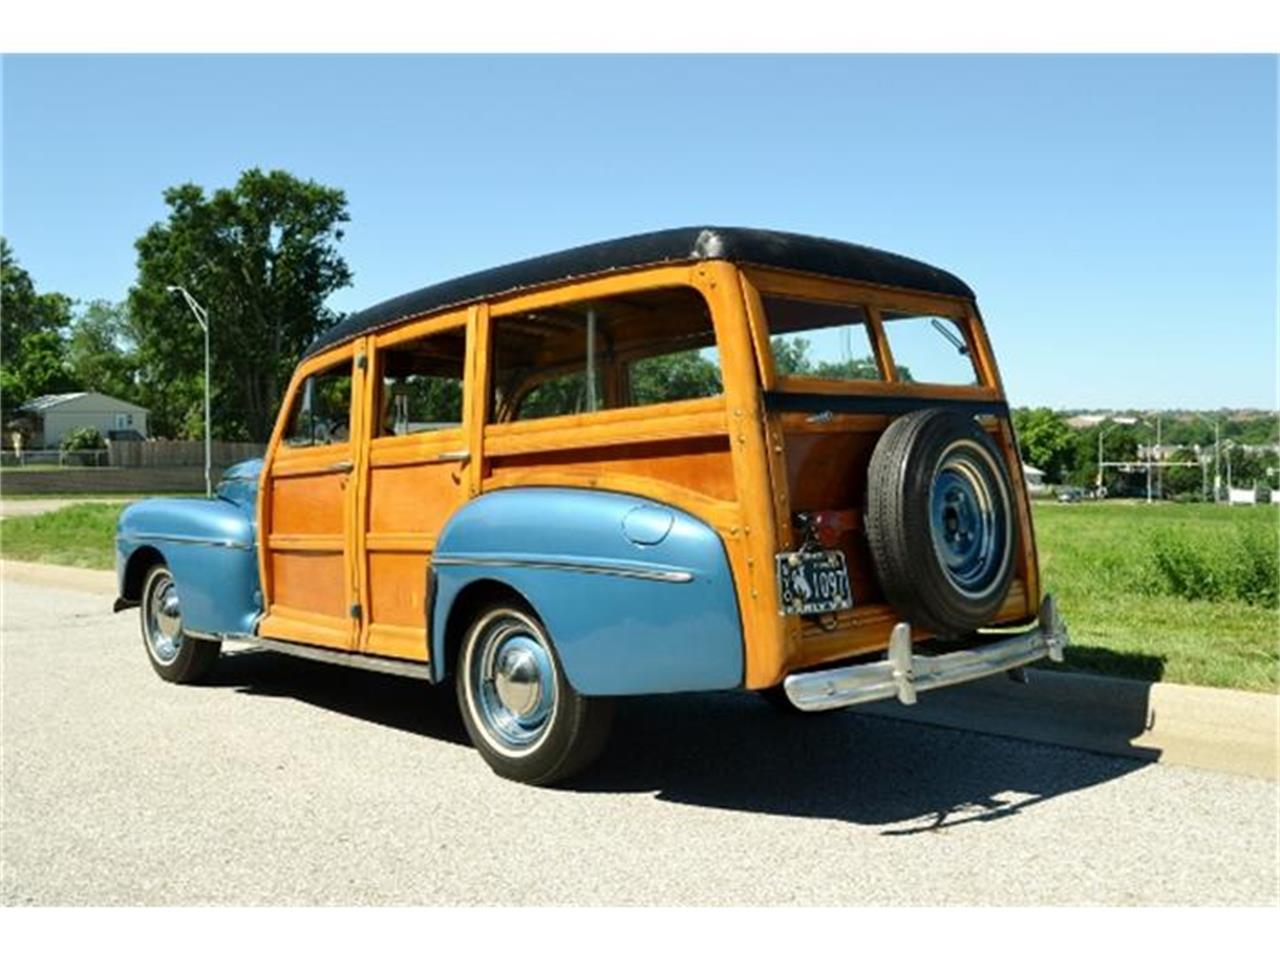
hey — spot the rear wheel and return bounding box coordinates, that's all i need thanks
[456,601,613,786]
[865,409,1017,635]
[140,565,220,683]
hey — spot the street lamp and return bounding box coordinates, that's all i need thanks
[1096,422,1117,494]
[166,285,212,498]
[1132,413,1162,504]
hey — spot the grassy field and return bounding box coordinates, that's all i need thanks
[2,499,1277,692]
[0,502,124,568]
[1034,501,1278,692]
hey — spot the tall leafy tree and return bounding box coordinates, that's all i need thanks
[1,238,75,416]
[66,300,140,402]
[128,169,352,440]
[1012,407,1077,483]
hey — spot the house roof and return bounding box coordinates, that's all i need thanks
[19,391,148,414]
[304,226,975,359]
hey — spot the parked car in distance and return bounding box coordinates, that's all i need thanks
[1057,486,1085,503]
[115,226,1068,785]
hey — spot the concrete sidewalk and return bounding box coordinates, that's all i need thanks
[3,558,1276,780]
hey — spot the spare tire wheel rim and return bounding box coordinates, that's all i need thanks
[928,438,1012,600]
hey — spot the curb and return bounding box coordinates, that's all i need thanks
[855,669,1279,780]
[3,560,1277,779]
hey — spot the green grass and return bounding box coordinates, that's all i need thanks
[0,502,124,569]
[3,498,1277,693]
[0,492,188,500]
[1033,501,1279,692]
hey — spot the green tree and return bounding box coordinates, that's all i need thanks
[770,335,886,380]
[631,349,722,404]
[1,239,74,416]
[67,300,140,402]
[1012,407,1077,483]
[128,168,352,440]
[1162,448,1207,500]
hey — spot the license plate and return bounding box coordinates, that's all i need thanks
[775,550,853,616]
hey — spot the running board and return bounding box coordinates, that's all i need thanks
[192,631,434,681]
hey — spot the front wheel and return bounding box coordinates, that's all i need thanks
[140,564,220,684]
[456,602,613,786]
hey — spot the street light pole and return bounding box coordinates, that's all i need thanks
[1096,422,1113,494]
[166,285,212,498]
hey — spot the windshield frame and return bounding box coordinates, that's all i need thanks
[739,266,1002,399]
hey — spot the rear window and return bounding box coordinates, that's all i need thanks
[490,287,721,423]
[762,296,882,381]
[879,311,979,385]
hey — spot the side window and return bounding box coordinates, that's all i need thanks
[283,362,352,447]
[763,296,882,381]
[879,311,979,385]
[490,287,721,423]
[376,327,466,436]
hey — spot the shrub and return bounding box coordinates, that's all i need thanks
[1148,524,1279,608]
[59,426,106,451]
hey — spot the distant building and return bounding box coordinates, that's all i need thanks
[18,392,149,448]
[1022,462,1047,493]
[1065,414,1108,429]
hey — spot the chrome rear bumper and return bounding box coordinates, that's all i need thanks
[783,594,1069,712]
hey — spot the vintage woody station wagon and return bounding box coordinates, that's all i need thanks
[115,227,1068,784]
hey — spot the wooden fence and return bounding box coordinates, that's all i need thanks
[107,440,266,468]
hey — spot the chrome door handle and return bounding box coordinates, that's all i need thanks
[313,459,354,475]
[435,450,471,463]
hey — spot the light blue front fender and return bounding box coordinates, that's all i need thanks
[115,496,262,637]
[431,488,744,696]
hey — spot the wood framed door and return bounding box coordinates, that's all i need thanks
[258,345,365,650]
[356,312,473,662]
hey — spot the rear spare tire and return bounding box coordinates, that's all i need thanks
[865,408,1017,635]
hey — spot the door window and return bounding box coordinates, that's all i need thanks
[283,362,352,447]
[376,327,466,436]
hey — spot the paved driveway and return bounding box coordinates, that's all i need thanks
[2,568,1277,906]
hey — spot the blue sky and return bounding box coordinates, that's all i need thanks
[2,54,1275,409]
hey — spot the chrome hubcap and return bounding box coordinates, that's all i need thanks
[145,572,184,665]
[929,441,1011,599]
[468,612,557,756]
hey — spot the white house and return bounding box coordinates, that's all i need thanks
[18,392,149,448]
[1022,462,1047,494]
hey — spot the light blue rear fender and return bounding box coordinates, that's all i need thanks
[115,498,262,637]
[431,488,744,695]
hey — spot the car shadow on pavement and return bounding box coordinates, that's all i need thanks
[208,649,1154,833]
[571,690,1156,832]
[210,648,470,746]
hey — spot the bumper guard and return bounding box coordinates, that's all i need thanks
[783,594,1069,712]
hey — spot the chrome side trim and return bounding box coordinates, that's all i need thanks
[431,554,695,583]
[125,532,254,550]
[191,630,434,680]
[783,594,1069,712]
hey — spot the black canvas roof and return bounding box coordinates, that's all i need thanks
[304,226,974,358]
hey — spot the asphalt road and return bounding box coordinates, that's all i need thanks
[3,569,1277,906]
